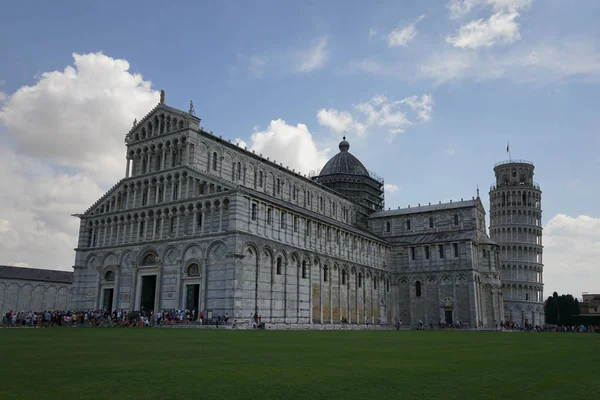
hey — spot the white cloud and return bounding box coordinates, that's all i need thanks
[0,52,159,271]
[0,52,158,185]
[317,94,434,141]
[543,214,600,297]
[447,0,532,19]
[245,119,330,175]
[421,40,600,85]
[400,94,434,122]
[355,95,411,139]
[236,37,329,78]
[233,138,249,149]
[297,37,328,73]
[387,16,424,48]
[342,58,387,75]
[388,25,417,48]
[384,184,401,193]
[446,148,456,155]
[369,28,378,39]
[446,11,521,49]
[317,108,365,136]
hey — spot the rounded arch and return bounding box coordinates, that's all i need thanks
[207,240,228,261]
[103,269,116,281]
[182,242,204,261]
[243,241,259,257]
[85,253,100,269]
[185,262,202,277]
[139,245,160,266]
[102,252,118,267]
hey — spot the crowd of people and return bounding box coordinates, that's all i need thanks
[1,309,211,328]
[3,309,599,333]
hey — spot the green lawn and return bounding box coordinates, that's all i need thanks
[0,328,598,399]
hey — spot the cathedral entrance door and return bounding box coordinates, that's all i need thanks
[140,275,157,313]
[445,310,453,325]
[102,288,114,313]
[186,284,200,317]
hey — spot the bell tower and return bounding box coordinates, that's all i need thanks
[489,160,544,326]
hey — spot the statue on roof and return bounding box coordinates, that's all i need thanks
[133,118,137,127]
[189,100,196,116]
[160,90,165,104]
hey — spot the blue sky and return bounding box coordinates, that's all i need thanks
[0,0,598,297]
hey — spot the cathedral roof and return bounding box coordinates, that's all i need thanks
[0,265,73,284]
[370,199,481,218]
[319,137,370,177]
[384,230,497,246]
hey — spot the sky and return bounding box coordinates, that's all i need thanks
[0,0,598,299]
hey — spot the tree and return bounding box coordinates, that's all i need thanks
[545,295,558,324]
[545,292,580,325]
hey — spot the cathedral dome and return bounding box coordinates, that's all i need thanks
[319,137,370,177]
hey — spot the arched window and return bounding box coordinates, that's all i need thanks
[386,279,390,292]
[386,221,391,232]
[141,253,158,265]
[104,270,115,281]
[415,281,422,297]
[237,162,242,180]
[373,277,377,289]
[302,261,307,279]
[358,273,362,288]
[187,263,200,276]
[259,171,263,187]
[212,152,218,171]
[342,270,347,285]
[276,257,282,275]
[324,266,329,282]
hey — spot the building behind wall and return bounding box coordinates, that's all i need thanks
[489,160,544,326]
[70,97,504,328]
[0,265,72,315]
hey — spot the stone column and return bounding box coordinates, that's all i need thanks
[160,215,165,239]
[219,203,224,231]
[175,212,180,237]
[100,222,107,247]
[108,221,114,246]
[154,261,163,313]
[125,157,131,178]
[115,222,121,245]
[192,209,198,235]
[132,186,138,209]
[183,209,190,235]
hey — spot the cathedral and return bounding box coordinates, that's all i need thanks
[71,97,512,328]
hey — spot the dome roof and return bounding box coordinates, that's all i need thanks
[319,137,370,177]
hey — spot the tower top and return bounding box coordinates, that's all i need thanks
[160,90,165,104]
[339,135,350,152]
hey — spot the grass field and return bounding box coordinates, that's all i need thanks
[0,328,598,399]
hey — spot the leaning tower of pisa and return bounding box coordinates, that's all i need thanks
[489,160,544,326]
